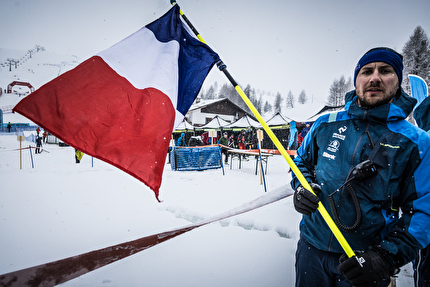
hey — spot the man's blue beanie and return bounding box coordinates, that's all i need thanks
[354,47,403,87]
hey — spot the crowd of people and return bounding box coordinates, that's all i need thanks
[174,123,311,151]
[173,123,312,166]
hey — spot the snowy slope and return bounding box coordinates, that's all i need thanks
[0,47,80,124]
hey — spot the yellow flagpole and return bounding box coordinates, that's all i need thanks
[171,1,355,259]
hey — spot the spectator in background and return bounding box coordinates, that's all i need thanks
[176,133,187,147]
[42,130,47,143]
[298,122,311,147]
[35,136,42,154]
[218,132,229,164]
[228,134,235,148]
[237,129,246,150]
[288,121,298,150]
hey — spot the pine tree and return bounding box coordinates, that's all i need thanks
[298,90,307,104]
[274,92,283,113]
[327,76,352,106]
[286,90,295,108]
[256,95,263,114]
[402,26,430,94]
[206,86,216,99]
[219,82,236,100]
[263,100,272,113]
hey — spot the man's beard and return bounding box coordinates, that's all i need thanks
[356,87,399,109]
[357,94,394,109]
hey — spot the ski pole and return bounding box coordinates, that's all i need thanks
[29,145,34,168]
[171,0,356,259]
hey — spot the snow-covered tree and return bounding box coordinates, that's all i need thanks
[298,90,307,104]
[274,92,283,113]
[205,85,216,99]
[263,100,272,113]
[244,84,254,103]
[402,26,430,94]
[286,90,295,108]
[256,95,263,114]
[244,84,263,113]
[327,76,352,106]
[219,82,236,100]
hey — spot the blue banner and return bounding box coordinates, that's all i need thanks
[408,74,428,108]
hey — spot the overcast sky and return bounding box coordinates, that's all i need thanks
[2,0,430,103]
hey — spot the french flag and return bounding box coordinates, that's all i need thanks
[13,5,220,200]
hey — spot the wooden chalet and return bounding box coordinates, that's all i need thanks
[185,98,253,127]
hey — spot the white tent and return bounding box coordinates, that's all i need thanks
[264,112,293,127]
[306,105,345,122]
[174,119,194,131]
[225,114,260,129]
[197,115,231,129]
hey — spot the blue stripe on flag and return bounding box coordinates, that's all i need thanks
[146,5,220,116]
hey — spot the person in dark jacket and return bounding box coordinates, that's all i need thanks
[228,135,235,148]
[291,47,430,287]
[297,122,311,147]
[413,95,430,287]
[237,129,246,150]
[219,132,229,164]
[35,135,42,154]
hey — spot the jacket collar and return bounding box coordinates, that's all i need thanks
[344,89,416,123]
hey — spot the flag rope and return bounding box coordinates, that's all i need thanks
[171,0,355,259]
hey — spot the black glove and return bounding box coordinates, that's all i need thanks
[293,183,321,216]
[337,248,396,286]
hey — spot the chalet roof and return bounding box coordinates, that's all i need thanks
[187,98,226,112]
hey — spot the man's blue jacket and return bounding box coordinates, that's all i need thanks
[291,89,430,267]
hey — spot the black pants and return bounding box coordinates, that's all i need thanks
[295,236,391,287]
[221,148,228,163]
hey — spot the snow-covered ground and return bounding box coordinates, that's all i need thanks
[0,47,415,286]
[0,132,414,286]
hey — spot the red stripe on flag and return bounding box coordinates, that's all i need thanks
[13,56,175,199]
